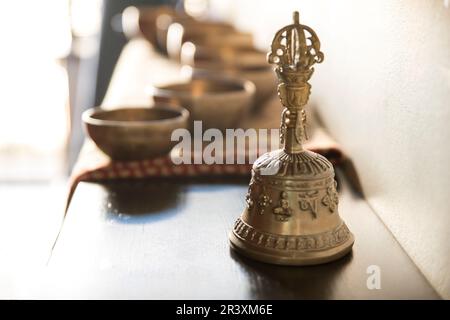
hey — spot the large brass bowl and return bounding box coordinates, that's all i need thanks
[82,105,189,161]
[149,74,255,130]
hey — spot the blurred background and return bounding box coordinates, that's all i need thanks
[0,0,167,298]
[0,0,448,299]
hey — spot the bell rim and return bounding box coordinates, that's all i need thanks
[229,230,354,266]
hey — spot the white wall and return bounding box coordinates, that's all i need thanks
[209,0,450,298]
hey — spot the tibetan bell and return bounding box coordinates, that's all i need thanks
[229,11,354,265]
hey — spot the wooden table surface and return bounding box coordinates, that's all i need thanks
[42,173,439,299]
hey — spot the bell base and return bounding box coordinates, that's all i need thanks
[229,231,354,266]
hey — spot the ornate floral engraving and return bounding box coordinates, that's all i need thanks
[257,193,272,215]
[321,180,338,213]
[273,191,292,222]
[245,177,273,215]
[245,178,256,210]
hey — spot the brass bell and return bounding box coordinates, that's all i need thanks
[229,11,354,265]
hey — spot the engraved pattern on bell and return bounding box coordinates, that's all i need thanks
[229,11,354,265]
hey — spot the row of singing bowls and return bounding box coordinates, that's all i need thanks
[83,105,189,161]
[131,5,255,57]
[85,6,259,161]
[149,74,256,130]
[181,43,277,105]
[83,74,255,161]
[135,5,250,56]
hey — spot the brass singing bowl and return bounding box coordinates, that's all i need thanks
[189,45,267,68]
[149,75,255,130]
[157,15,235,55]
[82,105,189,161]
[183,26,251,48]
[181,44,276,106]
[136,6,179,46]
[166,20,252,60]
[122,5,191,52]
[156,13,195,54]
[208,66,276,108]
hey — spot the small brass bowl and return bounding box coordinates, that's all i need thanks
[157,15,233,55]
[136,6,178,46]
[181,44,276,105]
[201,67,276,108]
[82,105,189,161]
[156,13,195,54]
[166,20,252,60]
[182,27,252,50]
[186,45,267,68]
[149,74,255,130]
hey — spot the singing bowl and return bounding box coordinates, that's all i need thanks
[181,45,277,105]
[189,67,276,109]
[183,26,251,49]
[82,105,189,161]
[136,6,178,45]
[186,45,267,68]
[156,13,194,54]
[166,21,252,60]
[157,15,234,55]
[149,75,255,130]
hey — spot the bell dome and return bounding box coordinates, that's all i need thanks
[253,149,334,180]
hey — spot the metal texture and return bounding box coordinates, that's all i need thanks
[229,11,354,265]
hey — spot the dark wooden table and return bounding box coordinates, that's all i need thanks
[43,173,439,299]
